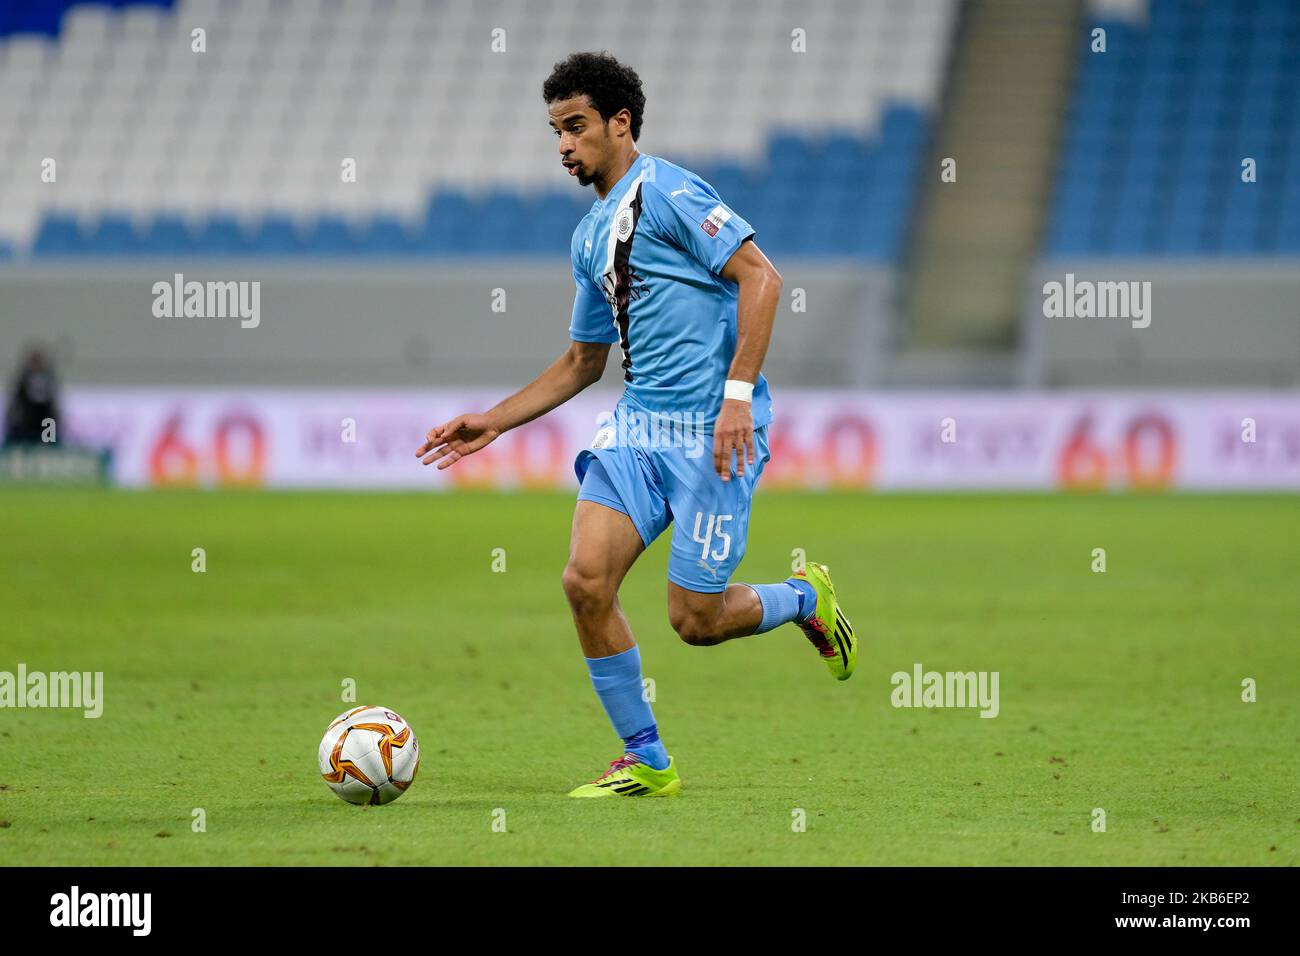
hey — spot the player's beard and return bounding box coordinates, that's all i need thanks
[575,162,596,187]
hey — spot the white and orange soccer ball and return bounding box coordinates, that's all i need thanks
[318,705,420,805]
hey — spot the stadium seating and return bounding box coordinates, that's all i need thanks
[1046,0,1300,256]
[0,0,956,260]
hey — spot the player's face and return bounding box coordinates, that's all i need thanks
[548,96,610,188]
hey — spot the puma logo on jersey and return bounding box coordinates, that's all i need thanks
[671,185,691,196]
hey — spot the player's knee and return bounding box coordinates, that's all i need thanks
[562,563,613,617]
[668,606,721,647]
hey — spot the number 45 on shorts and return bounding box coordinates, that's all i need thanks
[692,512,733,562]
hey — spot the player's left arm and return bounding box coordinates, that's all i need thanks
[716,239,782,481]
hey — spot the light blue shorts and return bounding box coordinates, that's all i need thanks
[575,404,770,593]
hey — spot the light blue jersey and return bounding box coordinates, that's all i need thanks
[568,153,773,430]
[568,153,776,592]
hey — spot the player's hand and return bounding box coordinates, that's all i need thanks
[416,413,501,469]
[713,398,755,482]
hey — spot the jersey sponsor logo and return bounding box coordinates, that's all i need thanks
[701,204,731,237]
[599,264,650,306]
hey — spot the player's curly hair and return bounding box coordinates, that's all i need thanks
[542,51,645,142]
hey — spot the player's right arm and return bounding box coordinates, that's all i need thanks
[416,340,610,469]
[416,240,618,468]
[417,247,618,469]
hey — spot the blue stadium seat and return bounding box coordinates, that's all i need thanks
[705,161,750,208]
[0,0,176,39]
[519,192,589,255]
[361,216,416,256]
[1047,0,1300,258]
[85,214,140,255]
[302,215,355,256]
[252,216,306,255]
[32,214,85,256]
[137,215,196,256]
[424,193,475,253]
[198,216,254,256]
[474,191,525,255]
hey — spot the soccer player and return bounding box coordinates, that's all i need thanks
[416,52,856,797]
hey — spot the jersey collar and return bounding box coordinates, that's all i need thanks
[596,152,649,208]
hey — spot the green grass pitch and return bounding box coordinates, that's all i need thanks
[0,489,1296,866]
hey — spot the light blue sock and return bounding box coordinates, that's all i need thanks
[746,580,815,633]
[788,577,818,621]
[584,645,669,770]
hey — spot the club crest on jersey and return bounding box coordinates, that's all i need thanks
[701,204,731,237]
[615,207,635,241]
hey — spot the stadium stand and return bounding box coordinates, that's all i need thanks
[3,0,1297,391]
[1046,0,1300,256]
[0,0,957,260]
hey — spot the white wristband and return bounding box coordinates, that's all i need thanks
[724,379,754,403]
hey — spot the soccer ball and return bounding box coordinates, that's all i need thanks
[318,705,420,805]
